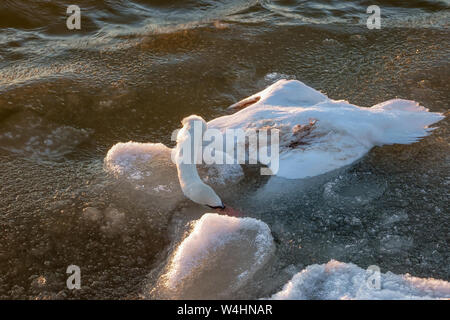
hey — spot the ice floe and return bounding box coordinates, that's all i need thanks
[269,260,450,300]
[156,213,274,299]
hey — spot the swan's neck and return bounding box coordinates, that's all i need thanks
[174,122,210,195]
[175,154,202,190]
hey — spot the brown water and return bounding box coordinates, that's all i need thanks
[0,1,449,299]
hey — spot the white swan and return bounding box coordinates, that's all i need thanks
[106,79,444,209]
[172,79,443,206]
[207,79,445,179]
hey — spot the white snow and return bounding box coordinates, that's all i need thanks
[269,260,450,300]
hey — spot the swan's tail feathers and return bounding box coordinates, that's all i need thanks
[371,99,445,145]
[371,99,430,113]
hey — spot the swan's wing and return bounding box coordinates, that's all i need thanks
[211,88,370,179]
[258,79,328,107]
[209,109,371,179]
[228,79,328,110]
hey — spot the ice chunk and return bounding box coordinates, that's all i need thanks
[269,260,450,300]
[157,213,274,299]
[104,141,184,212]
[104,141,174,180]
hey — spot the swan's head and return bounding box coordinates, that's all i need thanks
[186,181,225,209]
[180,115,207,138]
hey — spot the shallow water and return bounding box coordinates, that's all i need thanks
[0,1,449,299]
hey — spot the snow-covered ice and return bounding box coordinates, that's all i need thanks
[156,213,275,299]
[269,260,450,300]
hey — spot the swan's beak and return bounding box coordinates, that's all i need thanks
[216,205,242,217]
[207,204,225,210]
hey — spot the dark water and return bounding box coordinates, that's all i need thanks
[0,1,449,299]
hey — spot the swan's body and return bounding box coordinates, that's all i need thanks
[208,80,444,179]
